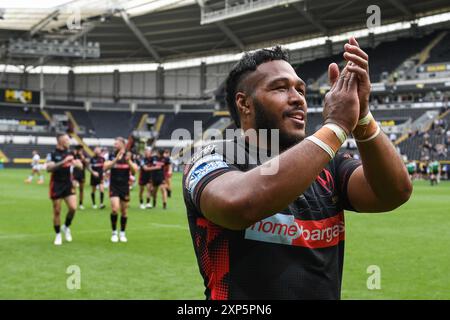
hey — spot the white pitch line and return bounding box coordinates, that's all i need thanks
[0,222,188,240]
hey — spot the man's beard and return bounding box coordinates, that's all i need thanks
[253,98,305,151]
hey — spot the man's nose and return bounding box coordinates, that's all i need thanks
[288,88,305,105]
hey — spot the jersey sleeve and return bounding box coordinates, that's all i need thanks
[183,144,239,212]
[331,152,362,212]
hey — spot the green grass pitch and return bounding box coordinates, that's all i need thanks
[0,168,449,299]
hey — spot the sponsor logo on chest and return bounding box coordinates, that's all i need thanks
[244,212,345,249]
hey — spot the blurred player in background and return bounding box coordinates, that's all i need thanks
[73,145,87,210]
[46,133,83,246]
[89,146,106,209]
[104,137,138,243]
[428,160,440,186]
[163,149,173,198]
[151,149,168,210]
[138,147,154,209]
[406,160,417,180]
[25,150,44,184]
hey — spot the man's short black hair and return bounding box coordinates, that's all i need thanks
[225,46,289,128]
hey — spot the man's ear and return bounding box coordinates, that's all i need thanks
[236,92,251,116]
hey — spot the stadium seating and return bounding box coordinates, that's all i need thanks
[364,33,437,82]
[0,105,46,122]
[0,143,53,160]
[427,32,450,64]
[158,112,214,139]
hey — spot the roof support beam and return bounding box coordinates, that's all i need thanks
[321,0,358,19]
[215,21,245,51]
[119,10,161,63]
[387,0,414,19]
[30,10,60,36]
[293,3,327,34]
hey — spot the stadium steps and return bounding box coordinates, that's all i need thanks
[154,114,165,134]
[417,31,448,66]
[69,133,94,157]
[136,113,149,130]
[65,111,80,132]
[40,110,52,123]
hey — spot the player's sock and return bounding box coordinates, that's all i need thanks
[111,213,118,231]
[163,202,167,210]
[153,198,156,207]
[139,197,143,205]
[54,225,61,234]
[120,216,128,232]
[91,192,96,205]
[100,192,104,204]
[64,212,74,227]
[168,189,171,198]
[146,197,150,204]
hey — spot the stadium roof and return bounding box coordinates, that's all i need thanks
[0,0,449,65]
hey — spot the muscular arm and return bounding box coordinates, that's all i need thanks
[128,161,138,175]
[199,64,361,230]
[347,133,412,212]
[342,37,412,212]
[46,160,64,173]
[200,140,332,230]
[46,154,73,172]
[103,160,115,171]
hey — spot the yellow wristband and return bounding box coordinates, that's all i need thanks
[353,111,379,141]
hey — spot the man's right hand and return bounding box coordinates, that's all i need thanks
[322,63,360,134]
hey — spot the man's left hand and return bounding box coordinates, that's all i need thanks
[343,36,371,119]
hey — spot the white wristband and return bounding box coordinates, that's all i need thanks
[323,123,348,144]
[305,136,335,159]
[357,111,373,126]
[354,125,381,142]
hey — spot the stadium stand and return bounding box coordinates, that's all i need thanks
[426,31,450,64]
[0,143,53,162]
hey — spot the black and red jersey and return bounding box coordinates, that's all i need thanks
[109,152,131,187]
[47,148,74,183]
[139,156,154,180]
[182,137,361,300]
[151,155,166,181]
[90,155,105,174]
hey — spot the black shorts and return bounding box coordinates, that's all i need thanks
[152,176,164,187]
[110,183,130,202]
[90,173,104,186]
[139,173,151,186]
[73,169,85,183]
[49,181,75,200]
